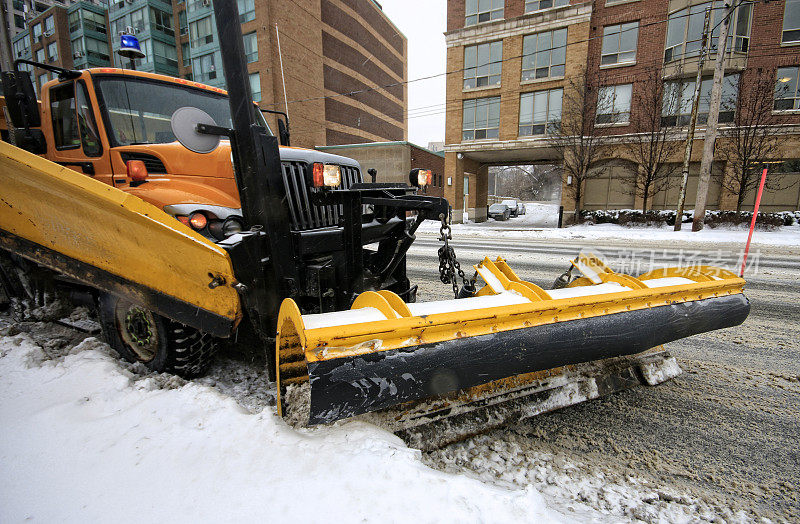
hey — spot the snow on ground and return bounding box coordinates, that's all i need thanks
[421,203,800,247]
[0,330,567,524]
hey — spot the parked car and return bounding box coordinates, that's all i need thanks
[516,203,526,215]
[501,199,519,217]
[489,203,511,221]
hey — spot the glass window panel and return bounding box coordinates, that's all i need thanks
[549,89,562,121]
[619,23,638,51]
[519,93,533,125]
[76,82,101,156]
[783,0,800,38]
[616,84,632,112]
[50,83,79,149]
[533,92,547,123]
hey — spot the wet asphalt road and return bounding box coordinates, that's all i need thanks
[407,233,800,522]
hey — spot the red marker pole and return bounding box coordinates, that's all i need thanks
[740,167,768,277]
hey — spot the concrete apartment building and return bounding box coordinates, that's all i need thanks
[443,0,800,222]
[9,1,113,93]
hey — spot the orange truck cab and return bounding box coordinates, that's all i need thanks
[1,66,366,242]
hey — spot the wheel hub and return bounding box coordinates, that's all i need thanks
[115,302,158,362]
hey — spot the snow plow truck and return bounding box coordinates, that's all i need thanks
[0,0,750,448]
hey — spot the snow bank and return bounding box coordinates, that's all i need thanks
[0,334,566,523]
[419,219,800,247]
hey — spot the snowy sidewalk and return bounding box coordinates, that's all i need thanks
[418,208,800,249]
[0,333,564,524]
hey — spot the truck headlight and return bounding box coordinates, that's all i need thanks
[312,163,341,188]
[222,217,244,237]
[410,168,432,187]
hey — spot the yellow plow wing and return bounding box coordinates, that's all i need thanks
[277,256,749,425]
[0,141,241,336]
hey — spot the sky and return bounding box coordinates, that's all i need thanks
[379,0,447,148]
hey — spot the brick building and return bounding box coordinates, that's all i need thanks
[444,0,800,223]
[169,0,408,148]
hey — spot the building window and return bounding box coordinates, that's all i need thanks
[249,72,261,102]
[181,42,191,66]
[36,48,45,62]
[12,38,29,58]
[601,22,638,66]
[665,2,751,63]
[463,41,502,89]
[130,7,146,34]
[153,40,178,69]
[33,23,42,39]
[192,52,218,83]
[465,0,503,26]
[85,37,110,62]
[519,88,562,136]
[238,0,255,23]
[84,10,107,34]
[462,97,500,140]
[44,15,54,34]
[524,0,568,13]
[150,8,172,33]
[662,74,739,126]
[68,11,81,33]
[14,14,25,29]
[596,84,632,124]
[47,41,58,61]
[13,0,24,10]
[521,28,566,81]
[179,11,188,35]
[243,32,258,63]
[775,67,800,110]
[190,16,214,48]
[38,73,49,91]
[784,0,800,44]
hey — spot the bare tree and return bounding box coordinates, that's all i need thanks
[715,69,791,211]
[494,165,562,202]
[549,69,607,220]
[621,69,682,212]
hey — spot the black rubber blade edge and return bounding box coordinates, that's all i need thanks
[307,293,750,424]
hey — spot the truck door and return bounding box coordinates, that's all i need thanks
[46,80,114,186]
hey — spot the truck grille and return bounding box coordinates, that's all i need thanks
[280,162,363,231]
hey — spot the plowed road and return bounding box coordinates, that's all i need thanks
[409,232,800,522]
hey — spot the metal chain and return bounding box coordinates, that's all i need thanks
[437,213,477,298]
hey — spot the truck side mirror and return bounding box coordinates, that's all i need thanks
[1,71,41,129]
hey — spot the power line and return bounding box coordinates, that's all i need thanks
[401,42,794,122]
[261,5,725,110]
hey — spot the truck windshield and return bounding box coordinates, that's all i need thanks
[94,76,271,146]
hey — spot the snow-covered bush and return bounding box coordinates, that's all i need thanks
[578,209,794,229]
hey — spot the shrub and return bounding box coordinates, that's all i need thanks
[577,209,793,229]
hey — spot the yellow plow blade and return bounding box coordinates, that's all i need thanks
[276,256,749,428]
[0,141,241,336]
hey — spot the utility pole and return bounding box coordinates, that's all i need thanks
[692,1,735,231]
[675,7,712,231]
[0,1,14,71]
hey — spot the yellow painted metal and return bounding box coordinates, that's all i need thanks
[275,256,747,378]
[0,141,241,323]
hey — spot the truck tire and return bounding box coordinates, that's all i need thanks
[98,293,217,377]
